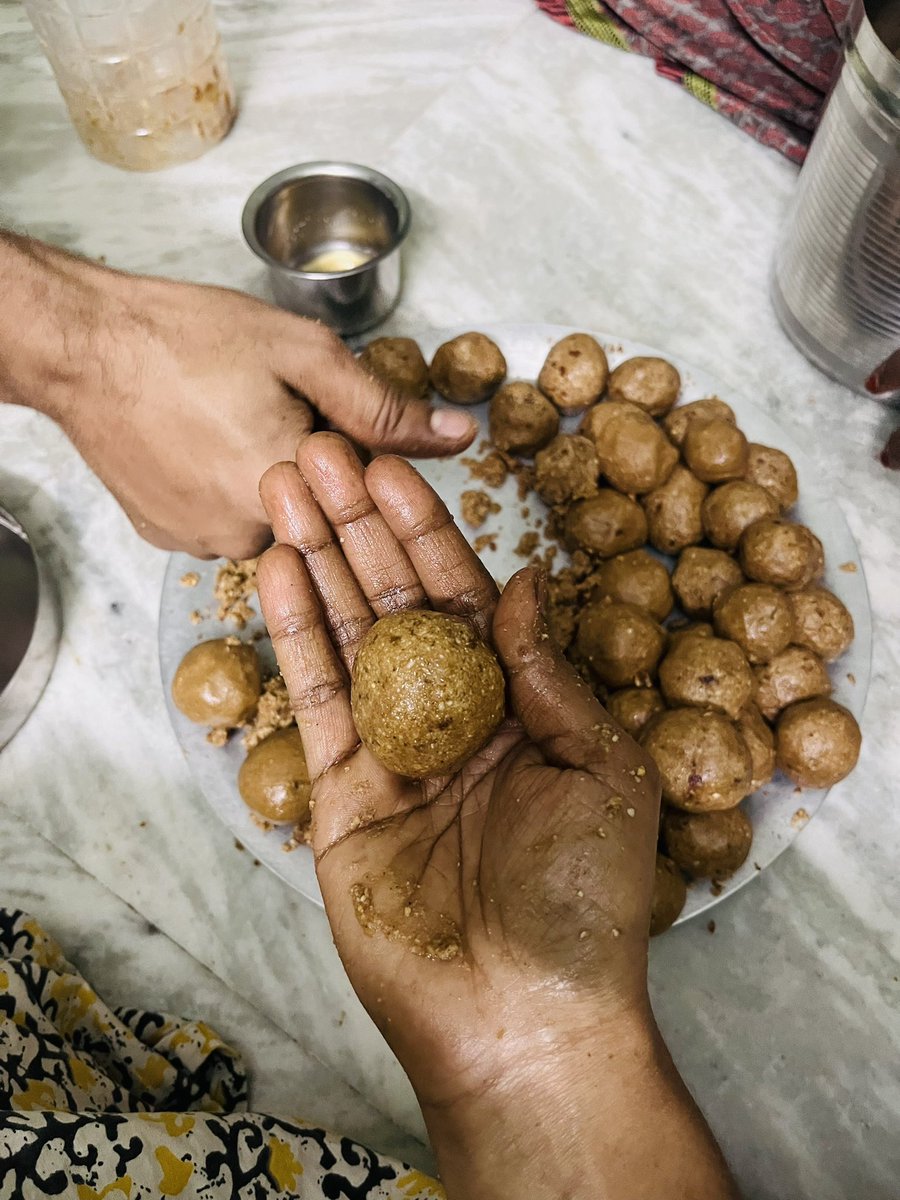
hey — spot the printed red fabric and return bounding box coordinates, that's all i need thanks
[535,0,852,162]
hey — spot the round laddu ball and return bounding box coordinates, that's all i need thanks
[575,600,666,688]
[664,397,736,448]
[534,434,599,506]
[736,702,775,790]
[642,465,709,555]
[788,588,855,661]
[589,549,674,622]
[172,638,261,728]
[740,519,824,591]
[607,356,681,417]
[662,807,752,879]
[754,645,832,722]
[713,582,795,664]
[238,727,311,825]
[582,402,678,494]
[537,333,609,413]
[564,491,648,559]
[776,697,861,788]
[358,337,429,399]
[666,621,714,651]
[659,634,754,720]
[672,546,745,619]
[701,480,780,551]
[744,443,799,511]
[605,686,665,739]
[650,854,688,935]
[429,332,506,405]
[641,708,752,811]
[682,417,749,483]
[489,381,559,456]
[351,610,505,778]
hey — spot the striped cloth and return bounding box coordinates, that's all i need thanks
[535,0,854,162]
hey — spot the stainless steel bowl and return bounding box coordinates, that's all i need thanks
[0,502,60,752]
[241,162,411,336]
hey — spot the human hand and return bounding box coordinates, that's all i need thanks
[257,434,736,1199]
[2,235,476,559]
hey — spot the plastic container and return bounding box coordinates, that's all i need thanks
[23,0,235,171]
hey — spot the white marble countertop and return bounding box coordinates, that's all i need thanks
[1,1,899,1195]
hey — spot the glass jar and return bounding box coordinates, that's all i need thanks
[23,0,236,172]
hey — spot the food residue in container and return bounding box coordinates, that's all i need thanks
[180,571,200,587]
[791,807,810,829]
[300,246,374,273]
[839,561,858,573]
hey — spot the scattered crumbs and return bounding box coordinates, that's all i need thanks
[337,1011,347,1028]
[242,676,294,749]
[138,820,146,828]
[707,920,716,934]
[477,438,492,455]
[520,506,531,519]
[626,807,636,818]
[510,459,535,501]
[596,827,607,839]
[252,858,260,867]
[282,823,312,853]
[611,928,621,939]
[576,889,584,898]
[611,733,620,743]
[636,765,646,777]
[514,530,540,558]
[234,839,244,852]
[110,601,121,614]
[249,812,274,832]
[461,452,508,489]
[847,672,856,685]
[206,728,228,747]
[496,1027,506,1040]
[180,571,200,587]
[214,557,259,627]
[839,561,858,573]
[579,930,589,940]
[461,489,501,529]
[710,880,724,897]
[190,609,204,625]
[791,807,811,829]
[753,861,762,871]
[473,532,498,554]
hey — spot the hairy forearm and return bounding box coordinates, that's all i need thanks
[0,231,105,417]
[422,1010,739,1200]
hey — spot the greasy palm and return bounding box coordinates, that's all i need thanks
[258,433,661,1108]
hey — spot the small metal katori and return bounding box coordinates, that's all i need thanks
[0,502,60,752]
[241,161,411,336]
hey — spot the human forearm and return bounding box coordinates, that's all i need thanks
[420,1008,739,1200]
[0,231,106,417]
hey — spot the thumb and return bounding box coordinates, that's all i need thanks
[277,323,477,457]
[493,567,633,770]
